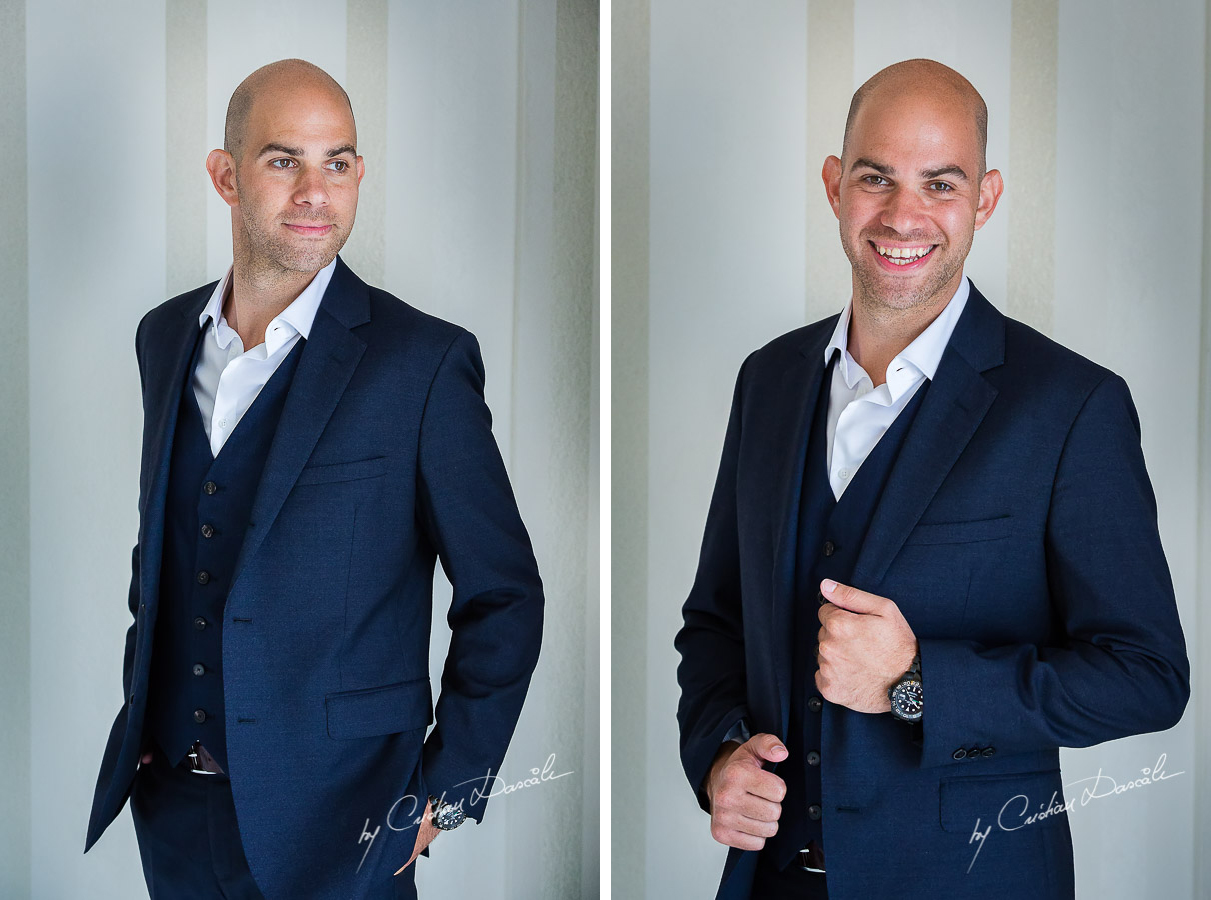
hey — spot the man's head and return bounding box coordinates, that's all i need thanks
[206,59,364,279]
[823,59,1003,314]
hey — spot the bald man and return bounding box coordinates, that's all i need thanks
[84,60,543,900]
[675,59,1188,900]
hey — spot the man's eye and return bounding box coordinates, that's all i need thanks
[930,182,953,192]
[862,175,889,186]
[327,160,348,172]
[270,159,295,169]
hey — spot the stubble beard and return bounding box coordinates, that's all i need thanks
[237,206,350,279]
[843,225,971,317]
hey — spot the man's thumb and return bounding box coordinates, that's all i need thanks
[744,733,788,764]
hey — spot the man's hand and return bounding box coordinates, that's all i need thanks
[393,801,440,875]
[704,733,788,851]
[816,579,918,713]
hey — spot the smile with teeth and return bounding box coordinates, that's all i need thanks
[874,243,935,265]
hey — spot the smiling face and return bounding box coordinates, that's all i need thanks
[208,67,364,280]
[823,69,1002,316]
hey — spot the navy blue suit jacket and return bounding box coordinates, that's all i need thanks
[85,257,544,898]
[675,282,1189,900]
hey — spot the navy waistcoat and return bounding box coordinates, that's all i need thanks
[769,350,931,869]
[145,325,306,772]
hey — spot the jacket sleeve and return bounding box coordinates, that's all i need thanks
[675,358,754,812]
[917,373,1190,767]
[415,330,545,823]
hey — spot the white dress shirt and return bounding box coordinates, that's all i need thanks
[822,276,969,499]
[192,257,337,457]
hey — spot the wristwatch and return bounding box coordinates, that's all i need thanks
[888,653,923,723]
[428,795,467,831]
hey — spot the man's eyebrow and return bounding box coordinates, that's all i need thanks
[256,143,304,158]
[255,143,357,159]
[921,165,969,181]
[851,157,892,175]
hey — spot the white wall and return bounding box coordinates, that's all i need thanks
[9,1,597,898]
[616,1,1208,897]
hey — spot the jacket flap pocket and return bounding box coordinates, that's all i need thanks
[905,515,1014,546]
[939,769,1066,834]
[297,455,388,486]
[325,678,433,739]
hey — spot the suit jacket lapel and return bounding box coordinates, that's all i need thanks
[769,324,834,736]
[229,257,370,590]
[140,287,213,614]
[851,283,1005,588]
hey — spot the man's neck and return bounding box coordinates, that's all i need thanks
[223,262,316,350]
[846,278,962,388]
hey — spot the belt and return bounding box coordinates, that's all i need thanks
[797,840,825,874]
[185,740,226,775]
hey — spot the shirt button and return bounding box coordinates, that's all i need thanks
[806,750,821,766]
[197,571,210,585]
[193,616,207,630]
[203,481,218,495]
[839,468,851,479]
[807,696,823,713]
[218,418,228,429]
[201,524,214,538]
[807,804,822,821]
[193,709,208,724]
[822,541,835,557]
[193,663,205,677]
[953,748,968,760]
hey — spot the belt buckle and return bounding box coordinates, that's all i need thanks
[187,740,223,775]
[798,842,826,874]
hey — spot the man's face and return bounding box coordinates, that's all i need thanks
[226,82,364,276]
[824,90,1001,313]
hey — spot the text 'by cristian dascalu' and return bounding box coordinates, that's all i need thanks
[355,752,574,872]
[966,752,1183,873]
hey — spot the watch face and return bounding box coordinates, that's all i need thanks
[433,801,467,831]
[891,680,924,721]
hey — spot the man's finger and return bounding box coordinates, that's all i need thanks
[821,579,883,614]
[740,732,788,765]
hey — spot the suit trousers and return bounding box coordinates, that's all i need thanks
[749,848,830,899]
[130,748,418,899]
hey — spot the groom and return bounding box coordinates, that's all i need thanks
[84,59,544,900]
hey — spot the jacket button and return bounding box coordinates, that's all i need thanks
[968,747,981,759]
[816,591,827,607]
[822,541,835,557]
[807,804,822,821]
[194,709,207,723]
[982,747,996,758]
[203,481,217,495]
[201,524,214,538]
[193,663,205,677]
[953,748,967,760]
[807,696,823,713]
[197,571,210,585]
[806,750,821,766]
[193,616,207,630]
[129,693,136,706]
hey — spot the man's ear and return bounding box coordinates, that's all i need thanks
[356,155,366,187]
[206,149,239,208]
[974,168,1004,231]
[822,155,843,220]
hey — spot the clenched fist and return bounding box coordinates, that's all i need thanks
[704,733,788,851]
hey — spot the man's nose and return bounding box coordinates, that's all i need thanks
[293,165,330,206]
[880,187,926,235]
